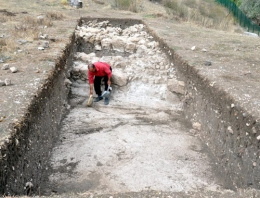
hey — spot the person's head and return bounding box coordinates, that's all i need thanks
[88,63,96,72]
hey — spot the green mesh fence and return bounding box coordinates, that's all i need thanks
[215,0,260,35]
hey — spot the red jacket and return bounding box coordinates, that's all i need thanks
[88,62,112,84]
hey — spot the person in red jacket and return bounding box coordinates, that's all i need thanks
[88,62,112,105]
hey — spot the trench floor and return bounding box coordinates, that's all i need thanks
[48,80,229,195]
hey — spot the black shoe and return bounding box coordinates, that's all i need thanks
[104,97,109,105]
[94,96,103,102]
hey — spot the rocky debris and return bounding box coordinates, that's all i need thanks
[167,79,185,95]
[41,41,50,48]
[204,61,212,66]
[112,69,128,87]
[0,116,6,122]
[39,33,48,39]
[227,126,233,134]
[17,39,28,45]
[0,80,5,86]
[10,67,18,73]
[192,122,201,131]
[191,46,196,51]
[73,21,177,105]
[4,78,11,86]
[38,47,45,50]
[64,78,72,87]
[1,64,9,70]
[201,48,207,52]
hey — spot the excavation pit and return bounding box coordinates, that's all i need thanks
[0,18,260,197]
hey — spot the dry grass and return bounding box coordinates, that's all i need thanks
[0,12,58,54]
[162,0,235,30]
[114,0,143,13]
[46,11,65,20]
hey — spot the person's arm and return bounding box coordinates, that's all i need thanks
[89,83,93,95]
[107,76,111,86]
[88,70,94,95]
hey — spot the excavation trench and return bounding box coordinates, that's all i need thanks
[0,18,259,196]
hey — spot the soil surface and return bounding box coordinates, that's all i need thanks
[0,0,260,197]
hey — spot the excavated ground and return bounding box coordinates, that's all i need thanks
[0,0,260,197]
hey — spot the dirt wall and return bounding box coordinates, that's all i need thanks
[145,22,260,189]
[0,32,77,195]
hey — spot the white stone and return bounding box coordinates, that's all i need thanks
[257,135,260,140]
[191,46,196,51]
[10,67,18,73]
[125,42,136,53]
[227,126,233,134]
[112,69,128,87]
[38,47,44,50]
[94,44,102,51]
[111,36,126,52]
[101,38,112,49]
[192,122,201,131]
[1,64,9,70]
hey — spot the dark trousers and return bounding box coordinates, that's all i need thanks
[94,67,112,96]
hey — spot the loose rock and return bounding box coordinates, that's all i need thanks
[10,67,18,73]
[5,79,11,86]
[192,122,201,131]
[1,64,9,70]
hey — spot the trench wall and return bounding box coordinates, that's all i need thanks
[144,22,260,189]
[0,31,77,195]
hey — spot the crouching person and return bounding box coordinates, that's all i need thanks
[88,62,112,105]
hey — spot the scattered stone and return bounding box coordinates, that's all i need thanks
[0,81,5,86]
[38,47,45,50]
[0,116,5,122]
[10,67,18,73]
[252,127,257,134]
[37,15,44,20]
[1,64,9,70]
[253,162,257,167]
[167,79,185,95]
[231,103,235,108]
[0,59,4,63]
[227,126,233,134]
[41,41,49,48]
[5,79,11,86]
[191,46,196,51]
[192,122,201,131]
[204,61,212,66]
[257,135,260,140]
[64,78,72,86]
[17,39,27,45]
[39,34,48,39]
[202,48,207,52]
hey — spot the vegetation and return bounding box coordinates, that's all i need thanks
[162,0,235,30]
[239,0,260,24]
[114,0,141,12]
